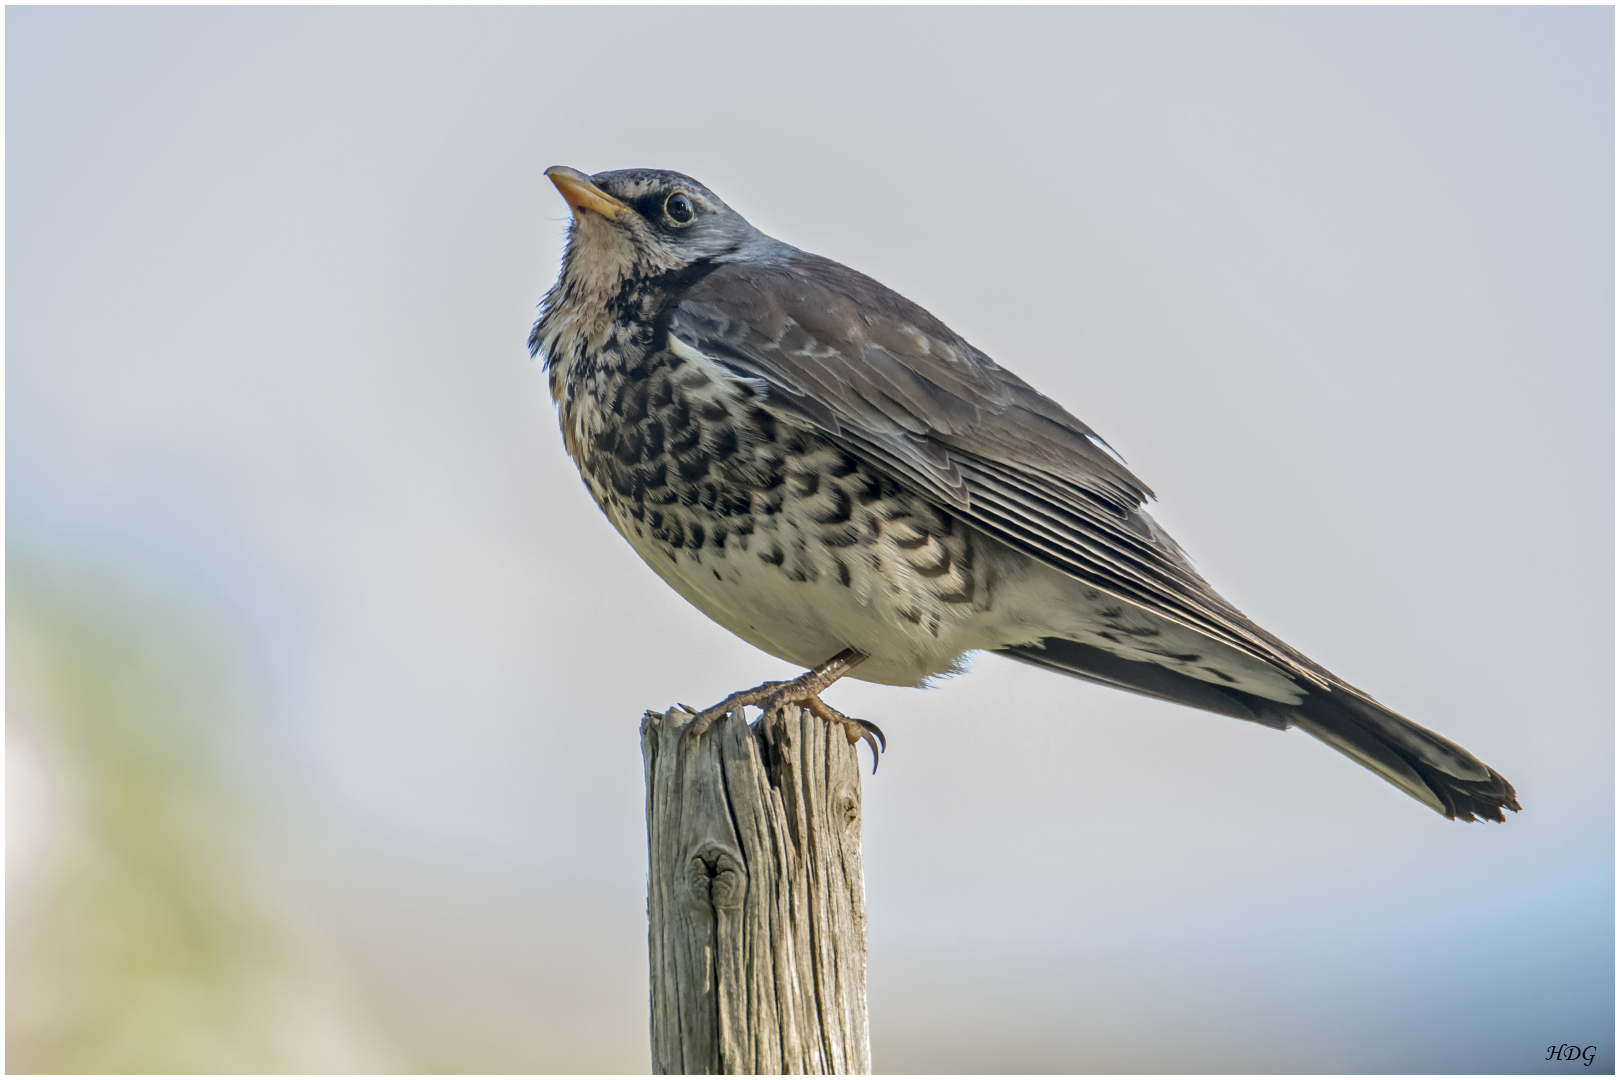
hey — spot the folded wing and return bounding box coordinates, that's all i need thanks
[672,253,1328,687]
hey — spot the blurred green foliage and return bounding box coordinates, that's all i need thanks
[7,551,386,1072]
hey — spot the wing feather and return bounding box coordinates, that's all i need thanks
[671,253,1334,687]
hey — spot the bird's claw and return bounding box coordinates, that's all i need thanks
[677,683,782,752]
[677,649,880,770]
[802,695,885,774]
[680,690,884,774]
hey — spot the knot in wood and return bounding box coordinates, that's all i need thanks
[683,842,746,912]
[833,780,860,830]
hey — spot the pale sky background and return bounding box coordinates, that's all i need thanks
[8,6,1613,1073]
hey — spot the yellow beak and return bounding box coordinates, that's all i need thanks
[545,166,631,222]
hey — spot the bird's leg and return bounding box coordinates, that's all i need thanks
[679,649,880,769]
[800,695,887,774]
[681,648,866,739]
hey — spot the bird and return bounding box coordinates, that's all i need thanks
[529,165,1519,823]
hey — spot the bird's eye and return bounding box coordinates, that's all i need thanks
[664,192,695,225]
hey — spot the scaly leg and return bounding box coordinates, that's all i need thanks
[679,648,884,771]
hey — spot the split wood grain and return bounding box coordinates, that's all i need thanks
[642,705,871,1075]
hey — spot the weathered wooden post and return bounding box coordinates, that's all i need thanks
[641,705,871,1074]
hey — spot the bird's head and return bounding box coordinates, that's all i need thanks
[545,166,759,291]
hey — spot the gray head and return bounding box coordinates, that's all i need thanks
[544,166,766,287]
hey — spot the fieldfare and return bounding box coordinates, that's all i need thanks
[530,165,1518,822]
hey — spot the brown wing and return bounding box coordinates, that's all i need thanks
[670,252,1338,689]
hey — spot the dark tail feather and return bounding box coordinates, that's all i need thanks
[997,638,1519,822]
[1285,688,1520,823]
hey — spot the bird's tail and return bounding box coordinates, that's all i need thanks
[998,637,1519,822]
[1283,688,1519,822]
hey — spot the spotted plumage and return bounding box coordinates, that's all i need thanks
[530,165,1519,821]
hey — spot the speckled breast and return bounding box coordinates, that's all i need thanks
[561,344,991,684]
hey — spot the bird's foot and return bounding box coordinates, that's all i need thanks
[801,694,886,774]
[678,649,880,770]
